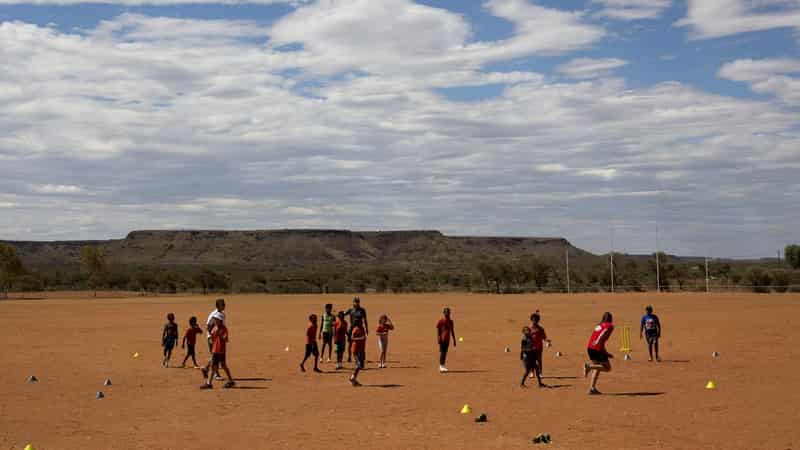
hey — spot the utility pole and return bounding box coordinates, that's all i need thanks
[610,227,615,294]
[705,256,710,294]
[566,248,571,294]
[655,225,661,293]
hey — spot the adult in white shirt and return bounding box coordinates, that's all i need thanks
[202,298,226,381]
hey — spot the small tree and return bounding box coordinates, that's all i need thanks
[771,269,790,293]
[530,259,551,292]
[0,243,25,298]
[785,245,800,270]
[746,267,772,293]
[80,246,108,297]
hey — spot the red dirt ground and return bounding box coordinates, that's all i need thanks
[1,293,798,449]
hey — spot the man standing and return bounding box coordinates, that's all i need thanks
[202,298,226,381]
[639,305,662,362]
[344,297,368,363]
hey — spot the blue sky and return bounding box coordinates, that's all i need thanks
[0,0,798,257]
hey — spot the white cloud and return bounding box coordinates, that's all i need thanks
[536,163,568,173]
[0,9,797,256]
[719,58,800,104]
[0,0,302,3]
[592,0,671,20]
[31,184,85,194]
[676,0,800,39]
[557,58,628,79]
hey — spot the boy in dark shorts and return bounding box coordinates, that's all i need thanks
[180,316,203,368]
[520,326,536,387]
[319,304,335,363]
[583,312,614,395]
[640,305,662,362]
[300,314,322,373]
[436,307,456,373]
[349,318,367,386]
[528,312,549,387]
[161,313,179,368]
[200,316,234,389]
[334,311,348,370]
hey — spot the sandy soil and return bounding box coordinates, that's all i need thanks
[1,292,799,450]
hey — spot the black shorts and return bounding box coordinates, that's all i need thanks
[305,343,319,358]
[186,344,196,357]
[212,353,226,365]
[521,352,537,369]
[645,333,659,345]
[587,348,609,363]
[439,341,450,354]
[335,341,345,354]
[322,332,333,345]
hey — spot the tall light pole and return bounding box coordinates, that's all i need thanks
[565,248,571,294]
[705,255,710,294]
[610,227,615,294]
[655,224,661,293]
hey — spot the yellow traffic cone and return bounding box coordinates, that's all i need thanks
[458,337,464,343]
[24,444,35,450]
[460,404,472,414]
[133,352,140,358]
[705,380,717,390]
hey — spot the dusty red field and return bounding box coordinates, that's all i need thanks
[2,292,799,449]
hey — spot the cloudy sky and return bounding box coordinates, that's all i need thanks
[0,0,798,257]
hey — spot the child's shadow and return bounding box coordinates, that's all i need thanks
[605,392,665,397]
[444,370,488,374]
[362,384,404,389]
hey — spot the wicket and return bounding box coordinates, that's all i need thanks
[620,325,632,353]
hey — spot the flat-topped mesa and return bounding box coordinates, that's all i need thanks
[4,229,584,269]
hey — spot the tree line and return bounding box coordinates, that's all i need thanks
[1,243,799,296]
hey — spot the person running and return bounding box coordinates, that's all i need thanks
[436,307,456,373]
[375,314,395,369]
[204,299,226,380]
[345,297,368,363]
[529,312,549,387]
[583,312,614,395]
[200,315,235,389]
[180,316,203,368]
[349,318,367,386]
[333,311,348,370]
[319,304,335,363]
[640,305,662,362]
[161,313,179,368]
[300,314,322,373]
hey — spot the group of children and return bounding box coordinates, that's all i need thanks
[300,298,397,386]
[161,296,662,394]
[161,298,235,389]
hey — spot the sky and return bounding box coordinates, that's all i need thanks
[0,0,798,257]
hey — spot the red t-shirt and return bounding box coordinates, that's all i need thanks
[306,322,318,345]
[437,317,453,344]
[587,322,614,351]
[376,324,390,336]
[530,325,547,350]
[334,318,348,343]
[211,324,228,354]
[185,327,202,346]
[351,326,366,353]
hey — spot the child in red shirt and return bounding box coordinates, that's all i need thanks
[300,314,322,373]
[528,312,549,388]
[376,314,395,369]
[436,307,456,373]
[200,316,234,389]
[583,312,614,395]
[180,316,203,368]
[349,318,367,386]
[334,311,348,370]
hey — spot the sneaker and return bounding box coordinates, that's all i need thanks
[336,363,342,370]
[214,375,225,381]
[588,387,602,395]
[313,368,323,373]
[648,357,653,362]
[223,381,236,389]
[528,373,534,379]
[583,362,589,378]
[439,366,448,373]
[193,365,201,369]
[538,382,547,389]
[200,383,213,389]
[350,379,362,387]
